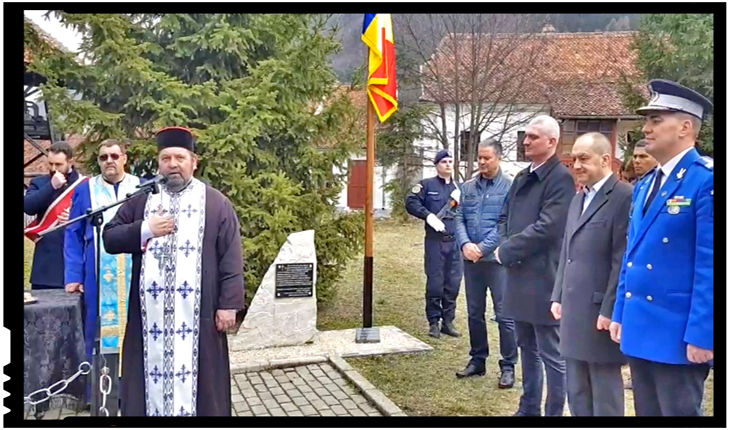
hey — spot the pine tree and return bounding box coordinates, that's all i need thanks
[25,13,366,303]
[618,14,714,161]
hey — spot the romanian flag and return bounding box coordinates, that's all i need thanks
[362,14,398,123]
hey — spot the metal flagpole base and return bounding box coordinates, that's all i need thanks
[355,327,380,344]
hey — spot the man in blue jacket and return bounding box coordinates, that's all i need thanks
[454,139,517,389]
[610,79,714,416]
[24,141,84,290]
[406,149,463,339]
[64,139,141,414]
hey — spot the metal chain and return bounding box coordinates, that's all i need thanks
[98,366,112,417]
[24,362,92,406]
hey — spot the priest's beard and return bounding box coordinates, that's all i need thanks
[164,174,192,193]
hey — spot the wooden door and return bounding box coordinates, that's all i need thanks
[347,160,367,209]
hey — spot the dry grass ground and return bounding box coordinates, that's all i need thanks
[318,219,714,417]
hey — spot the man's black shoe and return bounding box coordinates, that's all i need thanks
[428,323,440,338]
[440,321,461,337]
[513,410,540,417]
[498,369,515,389]
[455,362,486,379]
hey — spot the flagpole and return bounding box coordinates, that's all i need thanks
[364,98,375,329]
[355,76,379,343]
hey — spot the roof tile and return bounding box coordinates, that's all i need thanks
[422,31,643,117]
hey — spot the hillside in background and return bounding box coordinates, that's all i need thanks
[327,14,641,83]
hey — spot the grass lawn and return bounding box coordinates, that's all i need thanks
[318,220,714,417]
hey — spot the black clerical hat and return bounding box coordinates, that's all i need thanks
[636,79,713,120]
[156,126,196,152]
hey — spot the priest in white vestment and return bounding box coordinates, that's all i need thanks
[103,127,245,416]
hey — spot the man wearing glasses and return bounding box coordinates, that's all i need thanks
[64,139,142,414]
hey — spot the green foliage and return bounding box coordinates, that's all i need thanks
[619,14,714,160]
[25,13,365,304]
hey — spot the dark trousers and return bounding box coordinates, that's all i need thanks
[424,238,462,324]
[32,284,63,290]
[566,358,624,416]
[463,261,517,371]
[515,321,566,416]
[628,356,710,416]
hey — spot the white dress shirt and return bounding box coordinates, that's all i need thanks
[582,172,613,214]
[644,146,693,205]
[530,160,547,173]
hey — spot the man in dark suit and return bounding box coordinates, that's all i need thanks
[24,141,83,290]
[551,132,633,416]
[494,115,575,416]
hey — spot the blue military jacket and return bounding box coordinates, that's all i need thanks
[612,148,713,365]
[406,176,458,239]
[454,170,512,262]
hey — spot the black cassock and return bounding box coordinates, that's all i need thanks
[102,184,245,416]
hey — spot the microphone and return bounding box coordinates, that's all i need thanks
[136,174,169,189]
[128,174,168,196]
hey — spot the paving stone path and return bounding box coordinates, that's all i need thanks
[231,363,383,417]
[28,362,384,419]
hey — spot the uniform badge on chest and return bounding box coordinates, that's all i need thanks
[666,196,691,215]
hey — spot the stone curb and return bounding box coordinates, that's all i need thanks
[327,354,407,417]
[230,356,328,374]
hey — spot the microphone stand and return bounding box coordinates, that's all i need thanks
[39,179,163,417]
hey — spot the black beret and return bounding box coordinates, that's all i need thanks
[156,126,196,152]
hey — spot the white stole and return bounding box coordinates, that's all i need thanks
[139,178,206,416]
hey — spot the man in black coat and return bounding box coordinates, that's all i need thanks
[24,141,82,290]
[551,133,632,416]
[494,115,575,416]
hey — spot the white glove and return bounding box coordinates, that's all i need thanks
[450,188,461,204]
[426,214,446,232]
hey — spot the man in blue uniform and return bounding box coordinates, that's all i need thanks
[406,149,463,338]
[610,79,714,416]
[630,139,658,186]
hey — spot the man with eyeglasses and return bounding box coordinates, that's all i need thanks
[64,139,141,415]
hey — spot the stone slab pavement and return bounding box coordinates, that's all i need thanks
[27,362,389,419]
[231,362,382,417]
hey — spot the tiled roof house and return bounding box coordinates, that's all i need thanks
[420,30,648,175]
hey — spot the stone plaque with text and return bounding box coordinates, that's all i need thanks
[275,263,314,298]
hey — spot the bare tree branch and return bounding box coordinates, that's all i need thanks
[398,14,558,178]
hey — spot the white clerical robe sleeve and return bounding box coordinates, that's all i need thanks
[140,219,154,250]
